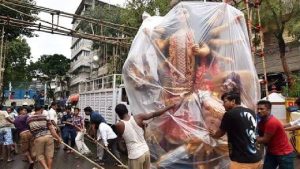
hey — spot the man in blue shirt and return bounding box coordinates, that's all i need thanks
[84,107,106,124]
[84,107,106,138]
[61,106,76,153]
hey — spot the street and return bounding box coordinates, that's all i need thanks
[1,142,300,169]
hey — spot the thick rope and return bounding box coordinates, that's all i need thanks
[54,138,105,169]
[84,134,128,169]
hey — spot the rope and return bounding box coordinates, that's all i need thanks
[54,138,105,169]
[84,133,128,169]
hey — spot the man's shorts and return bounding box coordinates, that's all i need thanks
[0,127,13,145]
[128,151,151,169]
[19,130,33,153]
[34,135,54,161]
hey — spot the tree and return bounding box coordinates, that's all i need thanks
[77,0,171,74]
[260,0,300,87]
[3,38,31,89]
[121,0,171,29]
[0,0,37,40]
[29,54,70,100]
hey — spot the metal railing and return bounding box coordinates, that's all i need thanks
[80,74,123,92]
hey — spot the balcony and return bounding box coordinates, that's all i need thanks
[69,55,92,73]
[70,74,89,86]
[71,39,93,59]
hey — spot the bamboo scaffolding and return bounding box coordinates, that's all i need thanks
[1,0,137,34]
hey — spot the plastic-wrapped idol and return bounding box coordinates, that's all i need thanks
[123,1,260,168]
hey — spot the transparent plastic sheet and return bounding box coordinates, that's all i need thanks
[122,2,260,169]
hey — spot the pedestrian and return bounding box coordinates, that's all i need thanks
[0,105,14,162]
[73,108,91,155]
[24,91,30,99]
[209,92,262,169]
[61,106,76,153]
[11,101,18,115]
[8,106,18,151]
[284,97,300,131]
[83,106,106,137]
[256,100,295,169]
[5,107,17,158]
[27,105,62,169]
[48,102,60,149]
[114,103,176,169]
[48,102,58,127]
[95,118,120,165]
[13,106,34,167]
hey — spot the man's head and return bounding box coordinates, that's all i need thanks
[11,102,16,108]
[221,92,241,111]
[74,108,80,116]
[65,106,72,114]
[6,107,13,114]
[18,106,27,115]
[257,100,272,119]
[115,104,128,119]
[83,106,93,115]
[34,105,43,114]
[50,102,58,110]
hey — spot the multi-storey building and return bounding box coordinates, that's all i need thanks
[68,0,94,95]
[68,0,123,95]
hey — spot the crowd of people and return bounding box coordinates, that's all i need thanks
[0,101,112,169]
[0,95,300,169]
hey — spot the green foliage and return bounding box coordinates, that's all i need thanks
[28,54,70,100]
[3,38,31,88]
[76,0,171,75]
[283,74,300,97]
[0,0,38,40]
[121,0,171,29]
[30,54,70,80]
[78,4,123,38]
[260,0,300,38]
[79,0,171,38]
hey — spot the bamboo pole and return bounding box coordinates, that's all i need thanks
[56,139,105,169]
[84,134,128,169]
[256,2,269,98]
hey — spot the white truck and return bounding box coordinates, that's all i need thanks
[77,74,129,124]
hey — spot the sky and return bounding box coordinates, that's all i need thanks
[26,0,126,62]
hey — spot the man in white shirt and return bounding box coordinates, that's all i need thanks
[0,105,14,162]
[48,102,58,125]
[48,102,60,149]
[96,121,120,165]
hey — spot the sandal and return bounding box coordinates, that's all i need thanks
[7,159,14,162]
